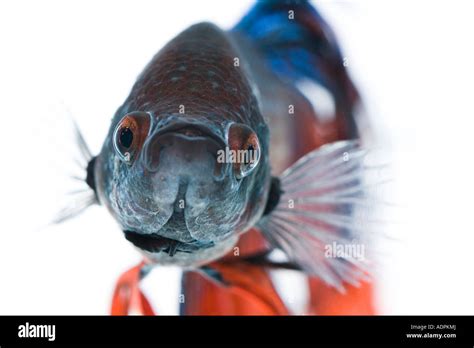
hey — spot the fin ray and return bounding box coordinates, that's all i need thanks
[52,117,97,224]
[258,140,383,290]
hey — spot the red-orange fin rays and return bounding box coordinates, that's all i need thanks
[111,261,155,316]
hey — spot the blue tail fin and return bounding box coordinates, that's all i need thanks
[233,0,361,138]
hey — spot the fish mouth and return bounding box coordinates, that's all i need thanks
[153,121,226,148]
[142,120,228,178]
[124,231,214,256]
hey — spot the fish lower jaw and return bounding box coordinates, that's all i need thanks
[124,230,212,255]
[141,235,239,268]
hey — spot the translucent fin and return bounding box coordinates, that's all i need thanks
[52,117,97,224]
[258,140,385,292]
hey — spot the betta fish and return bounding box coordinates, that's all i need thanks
[60,0,377,315]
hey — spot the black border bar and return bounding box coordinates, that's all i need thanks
[0,316,473,346]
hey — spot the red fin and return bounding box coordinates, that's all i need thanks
[307,278,375,315]
[184,258,289,315]
[293,90,376,314]
[110,261,155,316]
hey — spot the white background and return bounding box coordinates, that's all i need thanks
[0,0,473,314]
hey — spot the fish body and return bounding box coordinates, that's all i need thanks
[95,23,271,267]
[65,0,376,314]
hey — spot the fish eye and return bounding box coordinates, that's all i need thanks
[227,123,261,179]
[239,139,260,178]
[113,111,152,163]
[119,128,133,149]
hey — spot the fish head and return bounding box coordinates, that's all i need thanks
[98,112,269,266]
[96,22,271,266]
